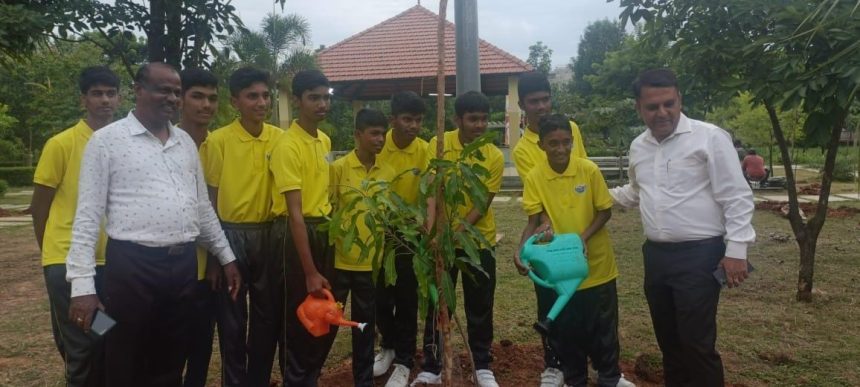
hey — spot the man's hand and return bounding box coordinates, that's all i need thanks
[305,271,331,299]
[69,294,103,332]
[221,262,241,301]
[720,257,749,288]
[513,251,529,276]
[535,222,554,241]
[206,262,223,292]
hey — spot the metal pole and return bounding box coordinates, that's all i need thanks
[455,0,480,95]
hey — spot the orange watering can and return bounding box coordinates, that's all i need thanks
[296,288,367,337]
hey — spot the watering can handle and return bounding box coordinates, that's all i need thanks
[320,288,335,302]
[527,270,553,289]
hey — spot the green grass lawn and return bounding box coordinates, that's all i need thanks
[0,187,33,207]
[2,201,859,386]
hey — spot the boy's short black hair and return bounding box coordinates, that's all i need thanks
[180,68,218,94]
[292,69,330,98]
[390,91,426,116]
[632,68,678,98]
[229,67,270,97]
[355,108,388,132]
[538,113,572,140]
[454,91,490,118]
[517,71,551,101]
[79,66,120,94]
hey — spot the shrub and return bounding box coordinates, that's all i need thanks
[825,153,858,182]
[0,179,7,198]
[0,167,35,187]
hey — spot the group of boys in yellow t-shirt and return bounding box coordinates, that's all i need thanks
[32,65,633,387]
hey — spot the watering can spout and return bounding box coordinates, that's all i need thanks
[296,289,366,337]
[519,233,589,336]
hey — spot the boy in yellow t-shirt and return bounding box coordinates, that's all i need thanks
[268,69,335,385]
[31,66,119,387]
[372,91,429,385]
[515,114,632,387]
[414,91,504,387]
[330,108,394,387]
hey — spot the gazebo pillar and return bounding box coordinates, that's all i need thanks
[506,75,522,149]
[352,100,365,120]
[278,88,292,129]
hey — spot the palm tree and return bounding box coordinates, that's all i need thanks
[229,13,317,124]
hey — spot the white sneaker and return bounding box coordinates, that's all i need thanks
[475,369,499,387]
[385,364,411,387]
[410,371,441,386]
[540,367,564,387]
[617,374,636,387]
[373,348,396,377]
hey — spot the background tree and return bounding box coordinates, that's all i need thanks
[568,19,626,96]
[526,41,553,75]
[620,0,860,302]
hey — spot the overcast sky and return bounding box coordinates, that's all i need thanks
[234,0,625,70]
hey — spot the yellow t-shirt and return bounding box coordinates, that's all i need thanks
[427,130,504,248]
[376,131,430,205]
[33,120,107,267]
[330,151,396,271]
[199,119,282,223]
[513,120,588,180]
[270,120,332,217]
[522,157,618,290]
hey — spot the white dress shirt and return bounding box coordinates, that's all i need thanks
[66,112,236,297]
[610,114,756,259]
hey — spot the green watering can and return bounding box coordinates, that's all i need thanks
[519,233,589,336]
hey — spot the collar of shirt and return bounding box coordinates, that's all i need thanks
[522,127,539,145]
[541,157,579,180]
[448,129,465,151]
[643,113,693,145]
[230,119,273,143]
[345,149,382,173]
[288,119,323,144]
[384,130,419,154]
[74,119,94,140]
[125,111,182,149]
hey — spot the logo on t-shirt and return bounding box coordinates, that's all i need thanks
[574,184,586,194]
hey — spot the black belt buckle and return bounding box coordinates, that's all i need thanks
[167,245,186,256]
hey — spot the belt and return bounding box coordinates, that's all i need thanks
[221,221,272,230]
[109,238,195,256]
[271,215,328,225]
[645,236,723,250]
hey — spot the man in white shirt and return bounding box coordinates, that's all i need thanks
[65,62,241,387]
[610,68,755,387]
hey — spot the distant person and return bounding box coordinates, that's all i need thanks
[178,67,220,387]
[610,68,755,387]
[330,108,394,387]
[412,91,504,387]
[268,69,336,386]
[741,149,769,184]
[31,65,119,387]
[515,114,634,387]
[65,62,241,387]
[201,66,283,387]
[373,91,429,387]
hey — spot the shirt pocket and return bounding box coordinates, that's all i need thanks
[668,158,705,190]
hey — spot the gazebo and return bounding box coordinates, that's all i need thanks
[278,4,533,147]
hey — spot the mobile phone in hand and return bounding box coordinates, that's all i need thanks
[713,261,756,287]
[91,310,116,336]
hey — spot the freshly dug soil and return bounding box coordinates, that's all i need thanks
[756,201,860,219]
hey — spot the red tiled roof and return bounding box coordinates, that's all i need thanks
[318,5,532,82]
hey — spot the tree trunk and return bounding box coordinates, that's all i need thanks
[434,1,452,386]
[796,234,816,301]
[147,0,166,63]
[164,0,182,68]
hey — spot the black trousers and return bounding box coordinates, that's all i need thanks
[44,264,105,387]
[102,239,197,387]
[643,237,725,387]
[535,283,562,370]
[182,278,215,387]
[279,216,336,387]
[247,222,287,387]
[332,269,376,387]
[421,248,496,374]
[545,280,621,387]
[215,222,267,387]
[375,238,419,368]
